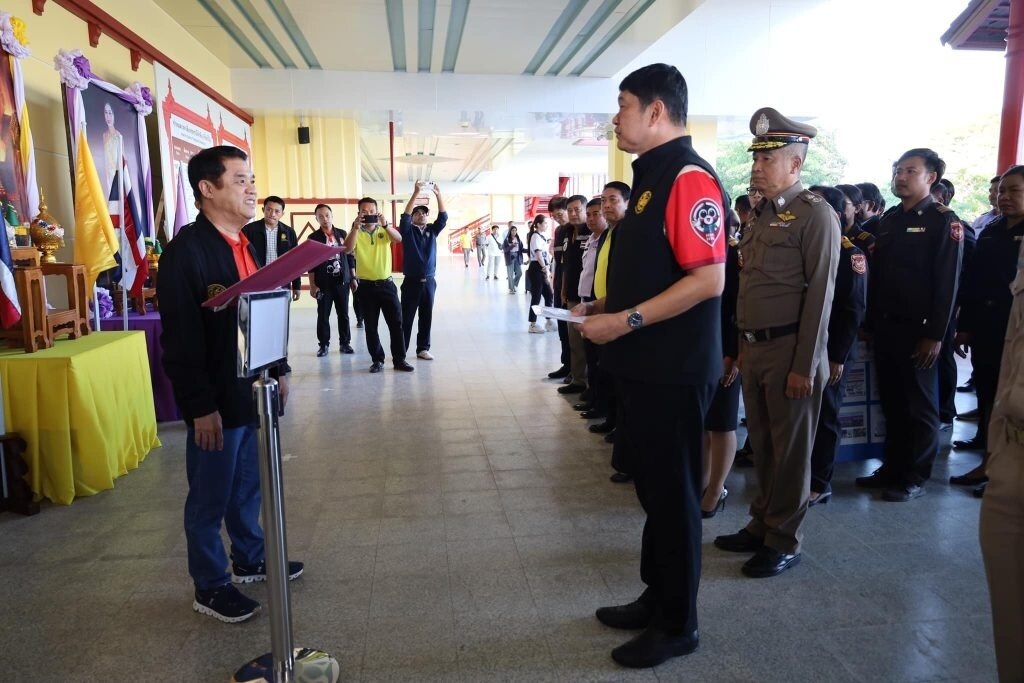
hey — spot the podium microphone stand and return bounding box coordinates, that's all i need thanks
[231,290,339,683]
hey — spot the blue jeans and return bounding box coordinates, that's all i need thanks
[185,424,264,590]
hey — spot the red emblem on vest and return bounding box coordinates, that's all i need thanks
[850,253,866,275]
[950,221,963,242]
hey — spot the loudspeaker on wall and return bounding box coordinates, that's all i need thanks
[298,126,310,144]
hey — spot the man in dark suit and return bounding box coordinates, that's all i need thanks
[242,195,300,300]
[307,203,357,357]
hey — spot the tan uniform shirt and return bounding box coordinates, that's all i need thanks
[990,240,1024,438]
[736,181,840,376]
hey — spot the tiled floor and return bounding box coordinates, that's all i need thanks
[1,255,996,682]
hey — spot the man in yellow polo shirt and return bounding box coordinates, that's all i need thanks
[343,197,413,373]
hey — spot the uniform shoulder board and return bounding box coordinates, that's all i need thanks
[797,190,821,204]
[880,206,900,219]
[841,236,854,249]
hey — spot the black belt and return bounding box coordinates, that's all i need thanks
[741,323,799,343]
[362,277,393,285]
[581,295,594,303]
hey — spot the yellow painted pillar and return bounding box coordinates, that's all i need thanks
[608,141,633,186]
[688,116,719,166]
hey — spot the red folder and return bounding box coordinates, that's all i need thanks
[202,240,345,309]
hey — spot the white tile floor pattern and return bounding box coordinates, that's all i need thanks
[0,254,997,682]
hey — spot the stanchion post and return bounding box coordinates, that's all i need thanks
[253,370,295,683]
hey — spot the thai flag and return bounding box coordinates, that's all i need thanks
[109,158,149,296]
[0,210,20,328]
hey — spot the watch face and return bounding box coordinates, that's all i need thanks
[628,311,643,329]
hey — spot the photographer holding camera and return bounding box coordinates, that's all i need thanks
[343,197,413,373]
[307,203,356,357]
[399,181,447,360]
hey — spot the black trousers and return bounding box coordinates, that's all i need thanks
[972,352,1001,449]
[938,321,958,422]
[616,376,713,633]
[553,268,569,366]
[875,331,940,486]
[809,368,850,493]
[359,279,406,363]
[352,286,364,323]
[401,276,437,353]
[315,279,350,347]
[526,263,552,322]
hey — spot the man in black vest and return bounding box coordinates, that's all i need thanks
[242,195,300,300]
[578,63,727,669]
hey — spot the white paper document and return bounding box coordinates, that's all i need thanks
[531,305,587,324]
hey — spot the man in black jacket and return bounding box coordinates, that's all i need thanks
[158,146,302,625]
[307,203,357,356]
[242,195,300,300]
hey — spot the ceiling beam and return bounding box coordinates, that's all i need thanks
[442,0,470,72]
[264,0,321,69]
[546,0,622,76]
[569,0,657,76]
[418,0,436,72]
[229,0,296,68]
[385,0,407,71]
[523,0,588,75]
[197,0,270,68]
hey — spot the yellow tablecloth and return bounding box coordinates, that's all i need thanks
[0,331,161,504]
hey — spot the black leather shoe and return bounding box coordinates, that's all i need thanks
[356,320,364,329]
[949,473,988,486]
[561,375,574,385]
[603,431,615,444]
[956,408,979,421]
[580,390,593,403]
[808,489,832,507]
[589,421,614,434]
[316,345,328,357]
[339,344,354,354]
[741,547,801,578]
[369,361,384,373]
[394,360,415,372]
[855,470,893,489]
[882,483,925,502]
[952,437,985,451]
[611,627,699,669]
[610,472,632,484]
[957,378,975,392]
[939,421,954,432]
[580,409,604,420]
[713,528,764,553]
[558,383,585,395]
[973,482,986,498]
[595,599,653,630]
[573,401,593,411]
[548,366,570,379]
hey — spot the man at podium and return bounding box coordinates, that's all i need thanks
[158,145,303,624]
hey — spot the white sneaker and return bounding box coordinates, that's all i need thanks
[545,319,556,331]
[529,323,545,334]
[417,350,434,360]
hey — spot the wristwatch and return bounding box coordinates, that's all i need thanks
[626,307,644,330]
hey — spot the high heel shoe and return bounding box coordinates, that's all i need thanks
[701,488,728,519]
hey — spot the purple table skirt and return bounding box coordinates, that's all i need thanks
[99,311,181,422]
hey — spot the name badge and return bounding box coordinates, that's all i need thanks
[769,222,790,228]
[906,227,926,233]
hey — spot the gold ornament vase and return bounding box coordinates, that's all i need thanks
[30,194,65,264]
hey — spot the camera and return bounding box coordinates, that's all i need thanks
[421,181,434,191]
[361,214,379,224]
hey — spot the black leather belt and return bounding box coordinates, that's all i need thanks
[362,277,393,285]
[741,323,799,343]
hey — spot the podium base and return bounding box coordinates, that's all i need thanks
[231,648,339,683]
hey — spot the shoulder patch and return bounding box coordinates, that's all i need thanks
[950,221,964,242]
[850,252,867,275]
[857,231,873,242]
[841,236,854,250]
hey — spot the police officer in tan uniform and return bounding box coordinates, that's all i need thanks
[714,108,840,578]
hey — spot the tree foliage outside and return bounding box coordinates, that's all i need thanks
[714,129,847,204]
